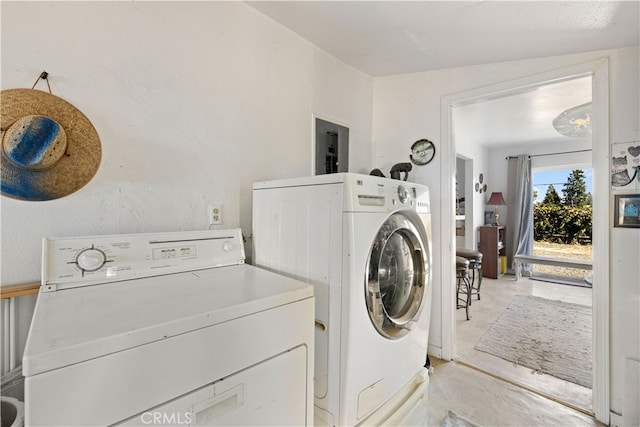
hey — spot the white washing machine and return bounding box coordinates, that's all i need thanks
[252,173,432,426]
[22,229,314,426]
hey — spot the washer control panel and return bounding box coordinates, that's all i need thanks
[351,176,430,214]
[42,229,245,291]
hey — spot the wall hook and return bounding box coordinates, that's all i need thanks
[31,70,52,94]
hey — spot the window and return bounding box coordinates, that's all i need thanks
[531,168,593,283]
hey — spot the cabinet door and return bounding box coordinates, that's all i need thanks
[479,226,504,279]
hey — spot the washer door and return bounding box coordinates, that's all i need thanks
[365,211,428,339]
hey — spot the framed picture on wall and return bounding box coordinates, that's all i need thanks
[614,194,640,228]
[611,141,640,190]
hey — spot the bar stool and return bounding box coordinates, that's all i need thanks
[456,256,471,320]
[456,248,483,302]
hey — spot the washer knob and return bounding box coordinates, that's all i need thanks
[397,185,410,204]
[222,241,233,252]
[76,248,107,272]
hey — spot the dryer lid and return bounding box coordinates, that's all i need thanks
[22,264,313,377]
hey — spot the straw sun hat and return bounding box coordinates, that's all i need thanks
[1,89,101,201]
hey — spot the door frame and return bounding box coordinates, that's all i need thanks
[439,58,610,423]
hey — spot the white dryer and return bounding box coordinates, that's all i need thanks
[22,229,314,426]
[253,173,432,426]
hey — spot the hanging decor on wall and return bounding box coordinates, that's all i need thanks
[611,140,640,190]
[613,194,640,228]
[1,71,102,201]
[474,173,487,193]
[409,138,435,165]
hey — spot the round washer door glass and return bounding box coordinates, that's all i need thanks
[366,212,428,339]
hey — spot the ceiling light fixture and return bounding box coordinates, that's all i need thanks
[553,102,592,138]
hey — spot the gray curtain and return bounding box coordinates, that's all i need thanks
[506,155,534,274]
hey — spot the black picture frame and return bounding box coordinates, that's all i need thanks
[484,211,493,225]
[614,194,640,228]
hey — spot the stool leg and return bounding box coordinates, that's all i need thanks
[464,276,471,320]
[456,268,472,320]
[469,263,482,302]
[467,267,476,305]
[469,267,474,306]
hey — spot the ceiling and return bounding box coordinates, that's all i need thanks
[453,76,593,147]
[246,1,638,146]
[246,1,639,77]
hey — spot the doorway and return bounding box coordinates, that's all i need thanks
[440,59,610,423]
[455,155,475,250]
[455,84,595,412]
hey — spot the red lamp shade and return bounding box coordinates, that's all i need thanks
[487,192,506,226]
[487,192,506,206]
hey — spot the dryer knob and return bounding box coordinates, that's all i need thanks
[222,241,233,252]
[76,248,107,272]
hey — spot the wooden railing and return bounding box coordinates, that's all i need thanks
[1,281,40,299]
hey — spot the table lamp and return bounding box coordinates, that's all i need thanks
[487,192,506,226]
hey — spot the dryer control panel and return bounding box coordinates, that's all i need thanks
[42,229,245,291]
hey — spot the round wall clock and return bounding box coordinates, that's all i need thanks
[410,139,436,165]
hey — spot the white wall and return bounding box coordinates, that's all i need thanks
[606,47,640,420]
[372,68,451,349]
[373,46,639,416]
[0,1,372,362]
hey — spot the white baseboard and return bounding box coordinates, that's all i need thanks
[427,344,443,360]
[610,411,622,427]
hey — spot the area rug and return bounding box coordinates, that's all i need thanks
[475,295,592,388]
[440,410,480,427]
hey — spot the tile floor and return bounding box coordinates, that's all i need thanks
[426,273,599,426]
